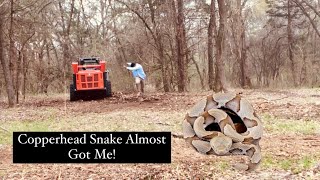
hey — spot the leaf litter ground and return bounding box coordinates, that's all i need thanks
[1,89,320,179]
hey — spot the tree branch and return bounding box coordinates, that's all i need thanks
[293,0,320,38]
[0,1,6,9]
[300,0,320,17]
[114,0,157,42]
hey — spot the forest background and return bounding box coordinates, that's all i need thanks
[0,0,320,107]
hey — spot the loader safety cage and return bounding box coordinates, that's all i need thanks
[70,57,112,101]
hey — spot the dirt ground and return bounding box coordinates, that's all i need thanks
[1,89,320,179]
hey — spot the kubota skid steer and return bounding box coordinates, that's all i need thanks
[70,57,112,101]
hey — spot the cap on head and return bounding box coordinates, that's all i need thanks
[127,62,136,67]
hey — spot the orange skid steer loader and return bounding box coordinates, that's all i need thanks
[70,57,112,101]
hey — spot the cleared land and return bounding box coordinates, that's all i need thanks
[1,89,320,179]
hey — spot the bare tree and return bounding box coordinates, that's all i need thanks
[287,0,297,86]
[115,0,171,92]
[230,0,251,88]
[0,2,15,107]
[293,0,320,38]
[207,0,216,90]
[214,0,228,92]
[266,0,304,87]
[58,0,75,74]
[1,0,320,104]
[173,0,188,92]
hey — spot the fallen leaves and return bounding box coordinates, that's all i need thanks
[1,89,320,179]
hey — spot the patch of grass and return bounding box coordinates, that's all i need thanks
[0,106,61,144]
[0,120,53,144]
[0,110,183,145]
[217,161,230,171]
[261,154,319,173]
[279,159,293,170]
[203,159,230,172]
[261,113,320,135]
[301,156,314,169]
[262,155,276,169]
[0,171,6,178]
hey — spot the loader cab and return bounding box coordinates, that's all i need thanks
[79,58,100,70]
[79,57,100,65]
[70,57,112,101]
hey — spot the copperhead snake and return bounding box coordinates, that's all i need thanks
[183,92,263,171]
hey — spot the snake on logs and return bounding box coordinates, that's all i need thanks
[182,92,263,171]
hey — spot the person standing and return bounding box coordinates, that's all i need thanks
[125,62,146,96]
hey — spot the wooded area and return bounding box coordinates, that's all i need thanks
[0,0,320,107]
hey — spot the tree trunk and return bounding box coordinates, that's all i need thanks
[287,0,297,87]
[22,50,27,101]
[239,25,251,88]
[0,14,16,107]
[208,0,216,90]
[9,0,17,98]
[158,39,170,92]
[235,1,251,88]
[191,56,205,89]
[15,50,23,104]
[59,0,75,89]
[174,0,187,92]
[214,0,228,92]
